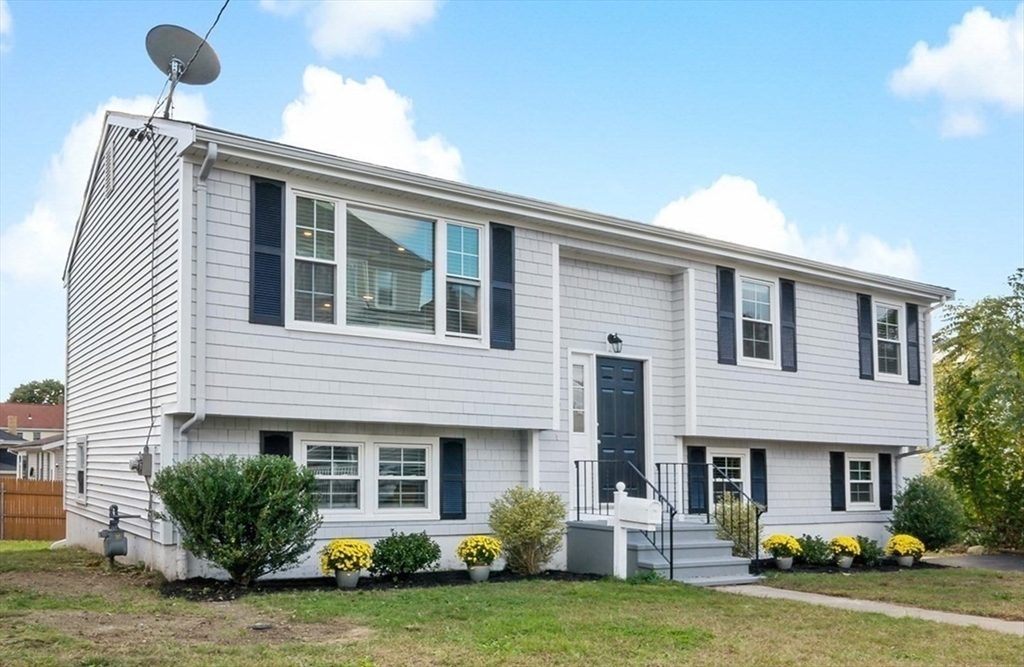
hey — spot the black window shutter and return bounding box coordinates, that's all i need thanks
[717,267,736,365]
[857,294,874,380]
[687,446,707,514]
[440,438,466,520]
[780,279,797,372]
[906,303,921,385]
[250,177,286,325]
[750,448,768,508]
[260,431,292,457]
[490,224,515,350]
[879,453,893,511]
[830,452,846,511]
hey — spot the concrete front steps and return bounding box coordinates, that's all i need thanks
[631,522,763,587]
[565,520,763,586]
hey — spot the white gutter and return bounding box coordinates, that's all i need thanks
[177,143,217,440]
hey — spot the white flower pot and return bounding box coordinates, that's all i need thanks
[775,556,794,571]
[335,570,360,589]
[837,555,854,569]
[896,555,914,567]
[468,565,491,583]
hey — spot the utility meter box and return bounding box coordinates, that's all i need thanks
[100,529,128,558]
[616,496,662,530]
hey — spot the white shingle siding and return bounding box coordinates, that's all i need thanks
[198,168,554,429]
[693,262,928,445]
[66,126,181,533]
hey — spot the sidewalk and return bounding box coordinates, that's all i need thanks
[714,585,1024,636]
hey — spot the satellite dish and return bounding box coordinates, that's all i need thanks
[145,24,221,118]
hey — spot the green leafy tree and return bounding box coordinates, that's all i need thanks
[153,454,322,586]
[934,269,1024,549]
[7,379,64,404]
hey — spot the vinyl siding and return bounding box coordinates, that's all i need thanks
[199,168,553,429]
[65,125,180,535]
[179,416,528,578]
[693,261,929,446]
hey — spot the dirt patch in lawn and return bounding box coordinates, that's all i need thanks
[0,566,160,600]
[754,559,949,574]
[161,569,604,602]
[16,605,372,648]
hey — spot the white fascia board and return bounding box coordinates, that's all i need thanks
[191,127,956,304]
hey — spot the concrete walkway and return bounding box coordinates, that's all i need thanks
[714,585,1024,636]
[923,553,1024,573]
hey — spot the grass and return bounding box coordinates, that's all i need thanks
[1,541,1022,667]
[763,567,1024,621]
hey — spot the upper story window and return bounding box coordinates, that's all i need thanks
[741,279,774,361]
[446,224,480,336]
[875,303,902,377]
[294,196,336,324]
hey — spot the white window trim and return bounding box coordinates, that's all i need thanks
[872,298,907,383]
[708,448,749,502]
[735,273,782,370]
[284,187,489,349]
[75,436,87,505]
[845,453,880,511]
[295,433,439,522]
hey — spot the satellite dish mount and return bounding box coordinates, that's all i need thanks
[145,24,221,119]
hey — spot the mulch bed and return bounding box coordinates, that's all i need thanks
[751,559,948,575]
[161,569,603,602]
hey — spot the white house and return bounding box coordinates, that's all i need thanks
[63,113,953,582]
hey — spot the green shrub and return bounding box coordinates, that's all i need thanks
[713,494,762,558]
[153,454,321,586]
[854,535,884,567]
[888,475,966,551]
[795,534,832,565]
[489,486,567,575]
[368,530,441,579]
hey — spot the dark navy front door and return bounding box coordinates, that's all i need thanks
[597,357,645,501]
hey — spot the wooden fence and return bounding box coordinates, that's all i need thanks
[0,479,65,541]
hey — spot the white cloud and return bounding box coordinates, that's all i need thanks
[652,175,919,279]
[0,0,13,53]
[890,3,1024,136]
[0,94,208,286]
[261,0,440,58]
[278,65,463,181]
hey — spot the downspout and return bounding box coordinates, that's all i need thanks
[175,141,216,579]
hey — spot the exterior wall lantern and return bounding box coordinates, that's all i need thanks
[606,333,623,354]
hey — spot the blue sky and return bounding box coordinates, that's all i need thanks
[0,1,1022,397]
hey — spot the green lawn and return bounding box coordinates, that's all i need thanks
[1,541,1022,667]
[763,567,1024,621]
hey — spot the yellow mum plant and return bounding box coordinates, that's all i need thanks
[828,536,861,558]
[456,535,503,566]
[319,538,373,575]
[762,534,802,558]
[886,534,925,558]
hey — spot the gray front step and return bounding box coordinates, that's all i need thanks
[637,555,753,581]
[632,539,736,560]
[684,574,765,587]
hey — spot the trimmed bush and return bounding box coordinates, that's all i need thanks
[854,535,884,567]
[713,494,762,558]
[795,534,832,565]
[153,454,322,586]
[888,475,966,551]
[368,530,441,579]
[489,486,567,575]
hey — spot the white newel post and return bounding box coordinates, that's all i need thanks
[612,481,662,580]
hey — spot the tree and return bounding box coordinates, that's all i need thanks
[934,269,1024,549]
[7,379,64,405]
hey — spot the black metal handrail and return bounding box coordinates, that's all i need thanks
[574,459,679,580]
[656,462,766,572]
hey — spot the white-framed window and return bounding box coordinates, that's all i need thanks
[736,275,780,368]
[75,436,86,502]
[571,363,586,434]
[874,301,904,380]
[296,434,437,520]
[846,455,878,510]
[285,190,487,345]
[709,449,748,504]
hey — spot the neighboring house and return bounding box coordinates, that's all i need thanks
[1,403,65,441]
[0,430,26,476]
[8,434,65,481]
[63,113,954,581]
